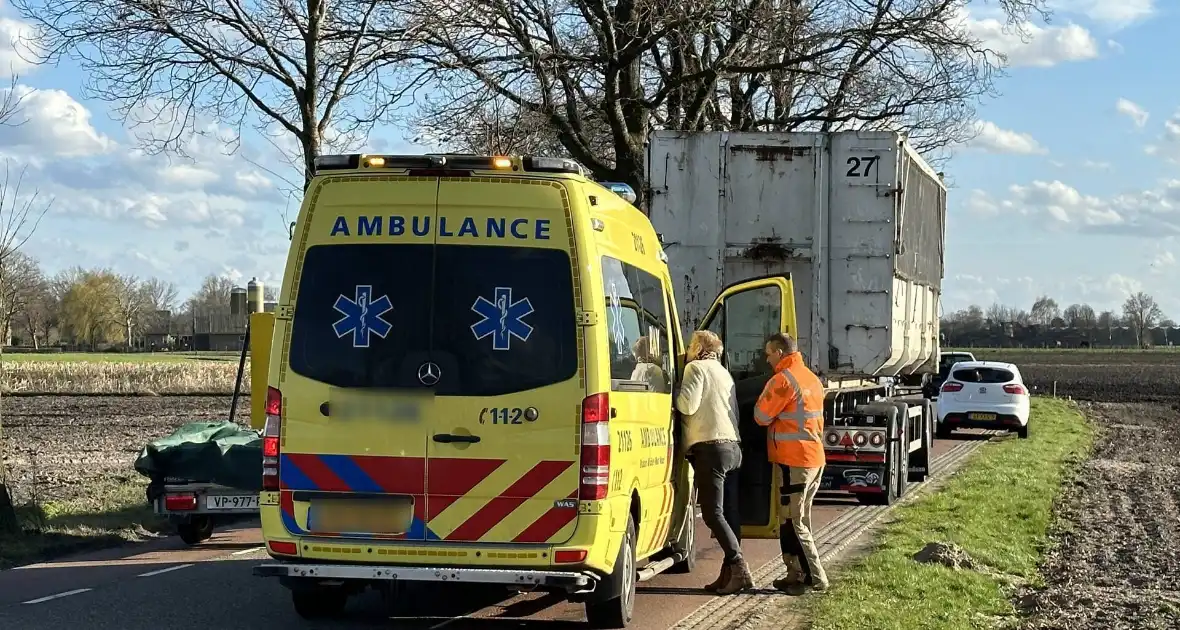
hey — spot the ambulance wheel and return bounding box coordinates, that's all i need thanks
[291,584,348,619]
[177,516,214,545]
[585,516,637,628]
[669,501,697,574]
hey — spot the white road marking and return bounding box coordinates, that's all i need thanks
[22,588,92,605]
[137,563,194,578]
[231,546,265,556]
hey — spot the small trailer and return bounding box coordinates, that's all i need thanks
[152,482,260,544]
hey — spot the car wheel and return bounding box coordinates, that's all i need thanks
[935,423,953,440]
[1016,425,1029,439]
[585,516,637,628]
[291,584,349,619]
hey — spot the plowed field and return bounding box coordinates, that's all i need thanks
[1018,401,1180,629]
[2,395,242,505]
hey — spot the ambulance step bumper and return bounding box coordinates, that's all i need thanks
[254,563,596,591]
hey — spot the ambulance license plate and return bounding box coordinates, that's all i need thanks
[308,498,414,535]
[206,495,259,511]
[968,412,997,421]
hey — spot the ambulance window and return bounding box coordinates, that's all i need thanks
[601,256,672,394]
[287,243,434,389]
[721,285,781,380]
[431,244,579,397]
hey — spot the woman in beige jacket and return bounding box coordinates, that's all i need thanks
[675,330,752,595]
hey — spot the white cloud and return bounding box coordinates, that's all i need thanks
[1063,0,1156,29]
[1144,110,1180,162]
[965,13,1100,67]
[0,86,114,156]
[1082,160,1112,170]
[973,179,1180,237]
[1115,98,1149,128]
[944,271,1168,315]
[0,16,37,78]
[968,120,1047,155]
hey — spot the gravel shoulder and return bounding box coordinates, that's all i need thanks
[1017,402,1180,629]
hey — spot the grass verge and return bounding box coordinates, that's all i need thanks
[807,398,1094,630]
[0,478,166,569]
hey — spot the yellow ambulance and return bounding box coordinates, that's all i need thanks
[250,154,790,627]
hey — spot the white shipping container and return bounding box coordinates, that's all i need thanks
[646,130,945,380]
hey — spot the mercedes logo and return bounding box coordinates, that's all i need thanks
[417,361,441,386]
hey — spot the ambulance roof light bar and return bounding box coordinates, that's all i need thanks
[312,153,585,176]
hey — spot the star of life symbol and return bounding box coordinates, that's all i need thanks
[332,285,393,348]
[471,287,534,351]
[607,281,627,354]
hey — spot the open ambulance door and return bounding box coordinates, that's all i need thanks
[248,312,275,431]
[696,274,797,540]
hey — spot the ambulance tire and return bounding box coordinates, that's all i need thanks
[668,501,697,574]
[291,584,348,619]
[177,516,214,545]
[585,516,637,628]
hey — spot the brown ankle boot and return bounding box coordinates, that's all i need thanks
[715,558,754,595]
[705,563,731,592]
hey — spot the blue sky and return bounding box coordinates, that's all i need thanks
[0,0,1175,318]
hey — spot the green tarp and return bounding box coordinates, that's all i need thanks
[134,421,262,492]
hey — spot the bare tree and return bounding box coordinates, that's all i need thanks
[113,274,152,348]
[0,251,41,344]
[401,0,1049,202]
[141,277,179,313]
[20,277,53,350]
[1062,303,1096,328]
[1123,292,1164,347]
[15,0,428,235]
[0,164,51,533]
[1029,295,1059,326]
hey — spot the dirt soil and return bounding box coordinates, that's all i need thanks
[1,395,244,505]
[1017,401,1180,630]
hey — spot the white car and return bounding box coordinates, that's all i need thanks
[935,360,1029,439]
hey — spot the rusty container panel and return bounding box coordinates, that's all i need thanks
[646,130,946,380]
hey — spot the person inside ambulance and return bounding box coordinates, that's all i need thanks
[755,332,829,595]
[630,335,668,392]
[676,330,752,595]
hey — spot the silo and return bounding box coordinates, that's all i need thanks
[247,277,264,313]
[230,287,248,316]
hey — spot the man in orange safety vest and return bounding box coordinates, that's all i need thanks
[754,332,829,595]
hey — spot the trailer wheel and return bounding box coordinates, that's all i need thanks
[177,516,214,545]
[857,440,898,507]
[291,585,348,619]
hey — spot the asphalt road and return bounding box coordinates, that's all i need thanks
[0,435,986,630]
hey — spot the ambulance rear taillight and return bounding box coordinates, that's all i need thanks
[262,386,282,491]
[579,393,611,501]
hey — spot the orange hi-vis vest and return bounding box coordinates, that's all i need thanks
[754,352,826,468]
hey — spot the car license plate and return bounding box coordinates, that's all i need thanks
[206,495,259,511]
[968,412,997,421]
[308,498,414,535]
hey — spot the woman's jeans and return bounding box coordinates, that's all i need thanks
[689,440,743,563]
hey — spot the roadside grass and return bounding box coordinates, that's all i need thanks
[0,478,166,569]
[1,360,248,395]
[807,398,1093,630]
